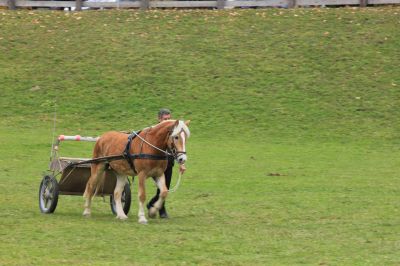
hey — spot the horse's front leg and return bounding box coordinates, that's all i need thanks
[149,174,168,219]
[137,171,148,224]
[114,175,128,220]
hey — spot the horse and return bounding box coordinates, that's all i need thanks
[82,119,190,224]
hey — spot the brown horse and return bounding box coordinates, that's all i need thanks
[83,120,190,224]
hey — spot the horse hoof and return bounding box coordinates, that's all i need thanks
[83,210,91,217]
[148,207,157,219]
[138,217,148,224]
[116,215,128,220]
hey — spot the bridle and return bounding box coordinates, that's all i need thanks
[166,129,187,161]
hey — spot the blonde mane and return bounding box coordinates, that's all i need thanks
[172,120,190,138]
[159,120,190,138]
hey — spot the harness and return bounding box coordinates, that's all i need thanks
[58,122,189,193]
[123,130,171,174]
[67,130,172,172]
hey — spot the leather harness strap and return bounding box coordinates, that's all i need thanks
[124,132,139,174]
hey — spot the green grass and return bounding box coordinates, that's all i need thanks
[0,7,400,265]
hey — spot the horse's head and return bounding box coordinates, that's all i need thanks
[167,120,190,165]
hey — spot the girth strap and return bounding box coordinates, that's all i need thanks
[124,131,140,174]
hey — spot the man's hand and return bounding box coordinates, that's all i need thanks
[179,164,186,174]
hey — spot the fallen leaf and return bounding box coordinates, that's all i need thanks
[30,86,41,91]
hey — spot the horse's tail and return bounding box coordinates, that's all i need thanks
[92,136,103,159]
[92,169,106,199]
[85,137,107,199]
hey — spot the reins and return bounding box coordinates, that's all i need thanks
[168,171,182,193]
[131,130,173,157]
[131,129,186,161]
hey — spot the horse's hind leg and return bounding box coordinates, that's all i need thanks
[149,174,168,218]
[83,163,106,216]
[114,175,128,220]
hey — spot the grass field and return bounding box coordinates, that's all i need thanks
[0,7,400,265]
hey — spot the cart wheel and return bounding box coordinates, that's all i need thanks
[110,182,131,215]
[39,175,59,214]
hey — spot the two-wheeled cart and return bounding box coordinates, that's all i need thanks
[38,135,131,215]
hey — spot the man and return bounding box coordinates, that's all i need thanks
[147,108,186,218]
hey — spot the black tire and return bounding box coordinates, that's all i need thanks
[39,175,59,214]
[110,181,132,215]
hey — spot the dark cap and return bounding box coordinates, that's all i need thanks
[158,108,171,118]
